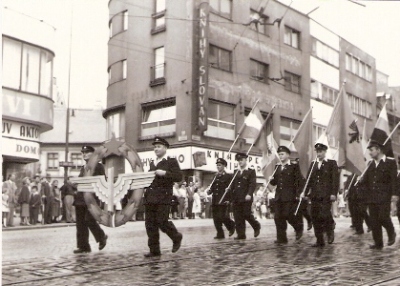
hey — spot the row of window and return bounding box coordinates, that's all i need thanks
[2,36,53,97]
[345,53,373,81]
[311,38,339,67]
[47,153,82,170]
[347,93,372,118]
[310,80,339,105]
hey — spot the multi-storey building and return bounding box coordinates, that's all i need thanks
[2,8,55,184]
[106,0,311,186]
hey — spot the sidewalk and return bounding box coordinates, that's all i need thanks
[2,215,75,231]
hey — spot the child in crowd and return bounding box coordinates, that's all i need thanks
[2,189,9,227]
[29,186,41,225]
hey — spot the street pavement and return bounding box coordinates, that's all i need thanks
[3,217,400,285]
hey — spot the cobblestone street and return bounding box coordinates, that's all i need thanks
[3,218,400,285]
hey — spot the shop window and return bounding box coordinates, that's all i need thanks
[204,101,235,140]
[250,59,269,83]
[141,101,176,138]
[209,44,231,72]
[284,26,300,49]
[47,153,59,170]
[284,71,301,94]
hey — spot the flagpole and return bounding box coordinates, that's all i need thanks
[218,105,276,204]
[228,99,260,153]
[354,160,372,186]
[383,121,400,146]
[288,107,313,148]
[294,155,318,216]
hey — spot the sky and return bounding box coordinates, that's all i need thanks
[3,0,400,109]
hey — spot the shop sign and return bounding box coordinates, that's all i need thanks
[2,137,40,160]
[2,120,40,142]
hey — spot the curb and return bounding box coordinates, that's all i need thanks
[2,222,77,231]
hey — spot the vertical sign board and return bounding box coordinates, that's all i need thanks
[192,1,209,134]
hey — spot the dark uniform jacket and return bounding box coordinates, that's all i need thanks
[231,168,256,203]
[270,161,304,202]
[305,159,339,201]
[74,162,106,206]
[359,157,398,204]
[209,172,233,205]
[144,157,182,205]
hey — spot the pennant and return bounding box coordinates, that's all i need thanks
[326,86,366,175]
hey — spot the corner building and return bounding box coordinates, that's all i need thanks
[106,0,310,185]
[2,8,55,183]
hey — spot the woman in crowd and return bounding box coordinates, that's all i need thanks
[18,177,31,226]
[192,189,201,218]
[2,189,10,227]
[51,180,62,222]
[171,182,180,219]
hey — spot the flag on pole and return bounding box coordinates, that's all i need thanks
[326,85,366,175]
[240,105,264,143]
[361,118,371,161]
[370,103,394,157]
[254,118,279,180]
[290,108,313,178]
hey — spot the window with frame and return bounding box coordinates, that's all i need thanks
[107,110,126,140]
[284,26,300,49]
[311,80,338,105]
[110,10,128,37]
[141,101,176,137]
[250,59,269,83]
[210,0,232,19]
[47,153,59,170]
[280,117,300,146]
[249,10,269,35]
[284,71,301,94]
[209,45,231,72]
[313,124,337,148]
[204,101,235,140]
[347,93,372,118]
[3,37,54,97]
[108,59,127,85]
[71,153,83,170]
[311,38,339,67]
[152,0,166,33]
[346,53,372,81]
[150,47,166,86]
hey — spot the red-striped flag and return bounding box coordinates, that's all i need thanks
[370,103,394,157]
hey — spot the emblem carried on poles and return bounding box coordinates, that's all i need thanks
[70,138,154,227]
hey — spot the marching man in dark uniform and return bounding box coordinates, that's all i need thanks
[269,146,304,244]
[144,137,183,257]
[303,142,339,247]
[231,152,261,240]
[74,145,108,253]
[207,158,235,239]
[358,140,398,249]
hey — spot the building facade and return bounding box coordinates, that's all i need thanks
[106,0,311,186]
[2,8,55,184]
[39,107,107,183]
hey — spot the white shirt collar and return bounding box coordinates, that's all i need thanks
[239,166,248,173]
[279,160,291,166]
[156,154,167,163]
[374,155,386,166]
[314,158,328,163]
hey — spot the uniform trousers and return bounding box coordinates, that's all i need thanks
[368,202,395,247]
[299,199,312,225]
[233,202,260,238]
[274,201,303,242]
[348,198,357,227]
[212,205,235,237]
[75,205,106,251]
[311,200,335,243]
[44,197,54,224]
[353,201,371,233]
[145,204,180,254]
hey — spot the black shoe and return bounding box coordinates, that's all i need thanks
[296,230,303,241]
[144,252,161,258]
[350,225,355,229]
[274,240,288,244]
[229,228,235,237]
[311,243,325,248]
[234,236,246,240]
[388,233,396,246]
[307,224,313,231]
[99,234,108,250]
[73,248,91,254]
[369,244,383,250]
[214,236,225,239]
[172,233,182,253]
[327,231,335,244]
[254,228,260,238]
[354,230,364,235]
